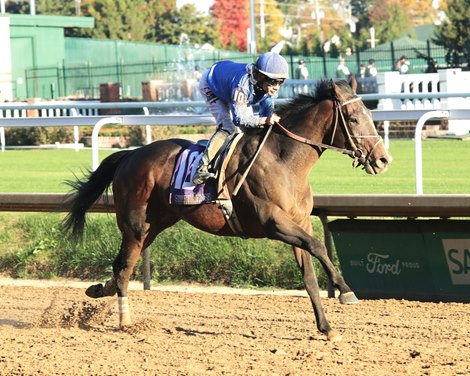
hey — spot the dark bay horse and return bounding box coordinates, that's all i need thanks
[63,78,392,342]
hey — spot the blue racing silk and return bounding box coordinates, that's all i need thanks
[206,61,276,128]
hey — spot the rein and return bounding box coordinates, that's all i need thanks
[274,96,381,167]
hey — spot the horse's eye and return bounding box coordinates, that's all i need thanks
[350,117,358,125]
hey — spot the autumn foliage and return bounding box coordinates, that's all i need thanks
[211,0,250,52]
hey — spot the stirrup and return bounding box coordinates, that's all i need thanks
[193,170,216,185]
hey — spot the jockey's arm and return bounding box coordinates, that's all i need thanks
[230,87,280,128]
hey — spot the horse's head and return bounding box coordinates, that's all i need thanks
[331,77,392,175]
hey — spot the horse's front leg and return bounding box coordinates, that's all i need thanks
[269,212,357,301]
[267,211,359,339]
[292,245,341,342]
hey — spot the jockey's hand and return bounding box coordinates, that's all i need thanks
[265,114,280,126]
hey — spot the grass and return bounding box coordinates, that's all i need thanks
[310,139,470,194]
[0,139,469,194]
[0,149,114,193]
[0,139,468,286]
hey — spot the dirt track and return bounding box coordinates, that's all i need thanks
[0,280,468,375]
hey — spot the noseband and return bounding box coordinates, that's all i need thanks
[331,97,382,167]
[274,96,382,168]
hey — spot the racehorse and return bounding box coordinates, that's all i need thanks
[62,78,392,342]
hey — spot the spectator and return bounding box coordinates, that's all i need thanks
[295,59,309,80]
[394,59,401,72]
[336,57,351,79]
[294,59,309,94]
[365,59,377,77]
[399,56,410,74]
[425,58,438,73]
[357,63,367,78]
[194,65,202,81]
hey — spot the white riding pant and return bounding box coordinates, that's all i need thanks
[199,70,238,133]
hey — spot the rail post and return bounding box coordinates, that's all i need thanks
[142,248,151,290]
[319,213,335,298]
[91,117,123,171]
[414,110,448,194]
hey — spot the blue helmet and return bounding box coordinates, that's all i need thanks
[255,52,289,79]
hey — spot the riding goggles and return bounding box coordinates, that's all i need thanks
[264,77,285,86]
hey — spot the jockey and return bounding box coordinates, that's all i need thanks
[192,51,289,185]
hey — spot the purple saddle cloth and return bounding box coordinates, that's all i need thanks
[169,144,218,205]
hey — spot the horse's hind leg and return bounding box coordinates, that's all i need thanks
[113,212,180,328]
[85,231,154,328]
[85,207,178,328]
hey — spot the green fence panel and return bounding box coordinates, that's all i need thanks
[14,36,450,100]
[330,219,470,302]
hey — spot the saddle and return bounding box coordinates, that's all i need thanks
[169,132,245,235]
[169,132,244,206]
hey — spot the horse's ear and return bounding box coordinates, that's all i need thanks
[348,74,357,93]
[332,79,346,101]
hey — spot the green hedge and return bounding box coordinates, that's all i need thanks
[0,213,332,290]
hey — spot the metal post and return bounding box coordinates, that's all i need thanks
[383,120,390,149]
[142,248,151,290]
[0,127,5,151]
[249,0,257,54]
[319,213,335,298]
[91,117,123,170]
[415,110,448,194]
[62,60,67,97]
[143,107,152,144]
[69,108,80,152]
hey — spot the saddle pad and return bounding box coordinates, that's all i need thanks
[169,144,217,205]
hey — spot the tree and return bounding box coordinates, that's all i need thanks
[78,0,151,41]
[256,0,284,52]
[211,0,250,52]
[5,0,75,15]
[368,0,411,44]
[36,0,77,15]
[150,4,218,46]
[433,0,470,68]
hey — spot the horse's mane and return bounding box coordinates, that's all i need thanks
[277,79,353,120]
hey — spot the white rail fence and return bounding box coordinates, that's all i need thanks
[1,85,470,194]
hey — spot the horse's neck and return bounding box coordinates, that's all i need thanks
[278,102,333,176]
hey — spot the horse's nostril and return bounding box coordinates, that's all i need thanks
[374,156,391,170]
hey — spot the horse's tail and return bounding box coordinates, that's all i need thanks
[62,150,130,242]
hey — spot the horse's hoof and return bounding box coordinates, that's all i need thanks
[85,283,104,298]
[339,291,359,304]
[120,316,132,328]
[327,331,342,342]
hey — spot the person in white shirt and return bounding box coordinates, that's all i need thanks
[336,57,351,79]
[295,59,309,80]
[365,58,377,77]
[399,56,410,74]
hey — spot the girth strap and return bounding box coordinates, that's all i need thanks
[217,199,246,238]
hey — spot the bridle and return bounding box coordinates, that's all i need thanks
[274,96,383,168]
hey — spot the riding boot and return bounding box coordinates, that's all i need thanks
[193,128,230,185]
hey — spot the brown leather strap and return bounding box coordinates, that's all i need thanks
[273,120,356,156]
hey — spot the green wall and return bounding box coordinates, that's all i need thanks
[6,14,93,99]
